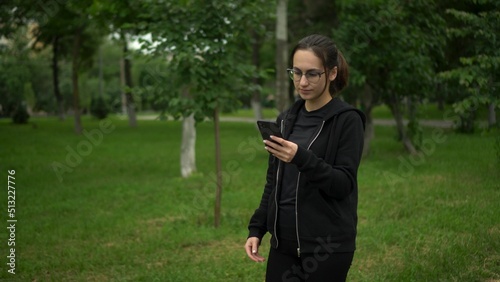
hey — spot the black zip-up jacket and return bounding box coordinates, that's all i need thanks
[248,97,366,256]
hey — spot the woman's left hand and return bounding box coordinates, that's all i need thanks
[264,135,298,163]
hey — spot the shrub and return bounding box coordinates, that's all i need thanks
[12,103,30,124]
[90,97,110,120]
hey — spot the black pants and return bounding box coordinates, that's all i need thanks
[266,238,354,282]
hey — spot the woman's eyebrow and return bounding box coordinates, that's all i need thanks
[293,67,322,72]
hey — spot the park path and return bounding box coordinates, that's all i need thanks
[219,117,454,128]
[135,115,453,128]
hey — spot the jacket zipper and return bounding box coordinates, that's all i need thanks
[273,119,286,248]
[295,120,325,257]
[273,164,281,248]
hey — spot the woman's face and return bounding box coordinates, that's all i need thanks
[291,49,337,103]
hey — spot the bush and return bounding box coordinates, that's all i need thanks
[494,127,500,164]
[12,103,30,124]
[90,97,110,120]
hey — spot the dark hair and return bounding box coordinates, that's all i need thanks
[290,34,349,96]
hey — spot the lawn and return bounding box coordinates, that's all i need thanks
[0,116,498,281]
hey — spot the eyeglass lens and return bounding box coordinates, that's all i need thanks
[288,69,323,83]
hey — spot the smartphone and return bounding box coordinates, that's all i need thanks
[257,120,283,144]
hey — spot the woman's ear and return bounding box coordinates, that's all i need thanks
[329,67,338,81]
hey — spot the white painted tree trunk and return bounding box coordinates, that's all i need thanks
[181,113,197,178]
[251,99,263,121]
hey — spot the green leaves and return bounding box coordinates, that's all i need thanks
[440,0,500,132]
[337,0,446,99]
[132,0,273,120]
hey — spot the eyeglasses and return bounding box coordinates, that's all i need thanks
[287,68,326,84]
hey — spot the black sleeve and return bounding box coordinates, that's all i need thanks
[291,111,364,199]
[247,153,276,241]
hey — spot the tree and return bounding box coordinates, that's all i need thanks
[67,5,102,134]
[336,0,446,155]
[25,0,104,133]
[0,0,30,39]
[0,1,52,120]
[0,25,38,123]
[31,6,75,121]
[287,0,339,43]
[90,0,142,127]
[119,32,137,127]
[275,0,290,113]
[440,0,499,132]
[3,0,103,125]
[238,1,275,120]
[136,1,263,227]
[79,39,123,116]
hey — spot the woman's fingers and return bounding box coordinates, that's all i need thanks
[245,237,266,262]
[264,136,298,163]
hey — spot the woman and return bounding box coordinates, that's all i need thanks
[245,34,365,281]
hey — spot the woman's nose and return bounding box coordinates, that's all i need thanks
[299,75,309,85]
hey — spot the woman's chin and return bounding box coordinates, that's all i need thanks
[298,91,313,99]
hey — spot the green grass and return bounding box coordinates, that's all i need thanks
[0,116,498,281]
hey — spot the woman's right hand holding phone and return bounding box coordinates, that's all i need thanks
[264,135,298,163]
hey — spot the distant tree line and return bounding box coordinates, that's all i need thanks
[1,0,498,139]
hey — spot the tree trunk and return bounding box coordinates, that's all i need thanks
[122,34,137,127]
[180,113,196,178]
[387,96,417,155]
[251,98,263,121]
[436,83,445,111]
[407,97,416,121]
[437,95,444,111]
[458,109,476,133]
[119,59,127,115]
[213,106,223,228]
[180,87,197,178]
[275,0,289,113]
[98,46,104,98]
[52,36,65,121]
[72,28,83,135]
[251,30,263,121]
[488,102,497,128]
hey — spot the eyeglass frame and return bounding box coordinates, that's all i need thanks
[286,68,326,83]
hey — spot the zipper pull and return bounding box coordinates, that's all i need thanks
[297,247,301,257]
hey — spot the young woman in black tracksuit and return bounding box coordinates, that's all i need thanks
[245,34,365,281]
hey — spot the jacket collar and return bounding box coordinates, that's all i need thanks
[286,97,365,124]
